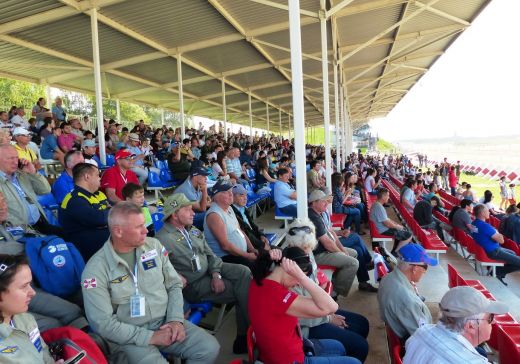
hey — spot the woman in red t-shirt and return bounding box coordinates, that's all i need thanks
[248,247,361,364]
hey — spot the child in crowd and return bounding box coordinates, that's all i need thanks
[141,138,153,156]
[122,183,155,237]
[509,183,516,206]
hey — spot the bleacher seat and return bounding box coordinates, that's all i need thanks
[146,170,174,200]
[274,206,292,228]
[385,325,404,364]
[151,212,164,232]
[105,154,115,167]
[330,213,346,230]
[498,325,520,364]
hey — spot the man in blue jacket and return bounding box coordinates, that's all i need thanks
[59,163,110,261]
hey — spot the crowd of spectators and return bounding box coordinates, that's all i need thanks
[0,97,518,363]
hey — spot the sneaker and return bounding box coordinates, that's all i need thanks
[358,282,378,292]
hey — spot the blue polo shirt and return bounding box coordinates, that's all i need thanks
[52,172,74,205]
[174,177,202,202]
[471,219,499,253]
[273,180,296,208]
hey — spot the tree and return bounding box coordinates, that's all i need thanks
[0,78,46,111]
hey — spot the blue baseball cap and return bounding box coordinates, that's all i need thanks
[209,179,234,197]
[398,243,438,266]
[190,166,210,177]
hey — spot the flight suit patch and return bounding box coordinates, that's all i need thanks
[110,274,129,284]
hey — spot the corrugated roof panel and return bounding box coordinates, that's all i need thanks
[337,5,403,46]
[216,0,291,32]
[399,4,458,34]
[0,41,81,67]
[101,0,237,49]
[186,40,266,74]
[0,0,61,24]
[227,68,286,90]
[184,79,222,98]
[120,58,180,85]
[343,43,391,69]
[104,74,152,96]
[12,14,159,64]
[435,0,485,22]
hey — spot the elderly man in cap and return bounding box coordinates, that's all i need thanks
[100,149,140,203]
[126,132,160,185]
[12,127,38,165]
[308,189,377,295]
[204,180,258,270]
[156,193,251,354]
[404,286,508,363]
[174,165,210,230]
[231,184,271,251]
[378,243,437,339]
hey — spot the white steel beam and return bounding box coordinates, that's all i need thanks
[248,0,319,18]
[326,0,356,18]
[116,99,121,121]
[248,93,253,136]
[415,1,470,26]
[266,103,270,135]
[178,54,185,138]
[289,0,308,218]
[320,2,332,194]
[90,8,106,165]
[222,79,227,139]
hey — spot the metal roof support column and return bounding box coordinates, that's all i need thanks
[343,94,349,155]
[338,85,347,171]
[333,62,340,172]
[266,104,270,136]
[321,5,332,194]
[288,114,292,141]
[279,109,282,139]
[289,0,308,218]
[249,95,254,137]
[222,78,227,140]
[346,110,353,154]
[116,99,121,122]
[46,85,52,109]
[177,55,185,138]
[90,8,106,165]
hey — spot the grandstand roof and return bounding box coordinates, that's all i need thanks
[1,0,490,130]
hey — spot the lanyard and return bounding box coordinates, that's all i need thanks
[178,228,195,253]
[120,172,128,184]
[129,250,139,295]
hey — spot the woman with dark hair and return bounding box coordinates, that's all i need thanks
[481,190,504,219]
[38,118,55,139]
[0,254,62,363]
[248,246,361,364]
[32,98,50,129]
[331,173,364,234]
[255,157,277,189]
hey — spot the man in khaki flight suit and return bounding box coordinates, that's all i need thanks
[156,192,251,354]
[81,202,220,364]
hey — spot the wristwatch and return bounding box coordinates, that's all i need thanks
[213,273,222,280]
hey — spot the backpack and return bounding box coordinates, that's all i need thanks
[41,326,108,364]
[23,235,85,298]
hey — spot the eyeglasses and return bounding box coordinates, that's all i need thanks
[288,226,312,236]
[474,314,495,324]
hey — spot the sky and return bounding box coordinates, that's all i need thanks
[369,0,520,141]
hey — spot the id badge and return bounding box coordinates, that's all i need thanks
[191,255,201,272]
[130,294,146,318]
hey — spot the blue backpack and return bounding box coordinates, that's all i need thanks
[23,235,85,298]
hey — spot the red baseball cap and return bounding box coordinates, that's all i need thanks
[115,149,135,160]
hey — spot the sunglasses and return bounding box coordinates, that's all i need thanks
[288,226,312,236]
[412,264,428,271]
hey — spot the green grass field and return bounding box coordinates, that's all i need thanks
[456,172,517,207]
